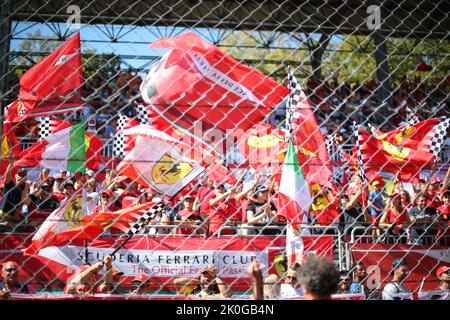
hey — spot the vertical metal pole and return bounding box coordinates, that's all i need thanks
[372,2,392,114]
[0,0,12,132]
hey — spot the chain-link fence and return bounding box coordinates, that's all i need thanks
[0,0,449,300]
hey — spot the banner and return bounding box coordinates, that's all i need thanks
[351,243,450,292]
[0,234,333,292]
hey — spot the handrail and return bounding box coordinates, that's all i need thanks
[143,224,207,237]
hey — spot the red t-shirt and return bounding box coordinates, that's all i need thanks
[197,187,215,214]
[176,209,202,235]
[385,208,408,225]
[314,203,340,226]
[208,198,239,236]
[426,195,441,209]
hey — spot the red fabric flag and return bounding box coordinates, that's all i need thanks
[206,163,237,184]
[141,32,288,156]
[238,122,288,173]
[358,128,433,180]
[375,118,443,152]
[290,89,333,188]
[6,33,83,122]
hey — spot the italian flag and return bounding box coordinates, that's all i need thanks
[16,122,86,173]
[278,139,312,231]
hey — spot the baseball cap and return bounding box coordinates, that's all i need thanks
[183,195,194,201]
[112,268,124,277]
[64,179,75,187]
[254,185,269,193]
[132,274,150,283]
[436,266,450,279]
[372,180,381,186]
[86,170,95,177]
[17,168,27,176]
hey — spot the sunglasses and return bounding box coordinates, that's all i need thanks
[286,276,297,281]
[101,195,110,199]
[5,268,18,273]
[17,172,27,177]
[340,277,352,282]
[41,187,52,192]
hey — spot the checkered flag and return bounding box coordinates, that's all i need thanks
[127,202,166,236]
[326,133,337,159]
[134,103,150,125]
[113,113,127,157]
[38,117,51,141]
[429,116,449,163]
[286,66,302,141]
[353,122,367,183]
[405,104,419,125]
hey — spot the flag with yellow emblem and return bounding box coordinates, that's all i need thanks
[24,188,88,255]
[117,125,204,197]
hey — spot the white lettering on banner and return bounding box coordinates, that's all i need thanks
[39,246,268,278]
[54,52,79,66]
[187,52,262,105]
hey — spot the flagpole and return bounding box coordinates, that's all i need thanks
[108,168,206,257]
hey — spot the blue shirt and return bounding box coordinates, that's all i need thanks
[368,191,384,216]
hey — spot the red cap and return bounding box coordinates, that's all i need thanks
[112,268,124,277]
[101,190,113,197]
[436,266,450,279]
[132,274,150,283]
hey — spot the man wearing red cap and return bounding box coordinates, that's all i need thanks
[436,266,450,291]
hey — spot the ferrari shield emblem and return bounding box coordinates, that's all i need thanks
[152,153,192,185]
[63,196,83,229]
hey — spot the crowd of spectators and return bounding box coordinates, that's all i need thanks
[1,150,449,247]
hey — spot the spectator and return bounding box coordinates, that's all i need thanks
[298,256,339,300]
[98,268,125,294]
[435,265,450,291]
[64,255,113,294]
[280,262,303,298]
[263,274,281,299]
[62,180,76,202]
[175,195,203,235]
[86,178,100,213]
[25,182,60,212]
[350,262,370,297]
[436,191,450,245]
[409,194,438,244]
[129,274,151,295]
[382,258,410,300]
[207,183,240,236]
[246,185,280,235]
[93,190,120,213]
[0,261,35,298]
[174,264,232,297]
[193,175,215,220]
[0,161,29,225]
[337,270,352,294]
[379,193,412,238]
[368,180,386,237]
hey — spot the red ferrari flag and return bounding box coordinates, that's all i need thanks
[286,69,333,187]
[6,32,83,122]
[375,118,442,151]
[359,129,433,170]
[0,121,21,182]
[238,122,288,172]
[141,32,288,155]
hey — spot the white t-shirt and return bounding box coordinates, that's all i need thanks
[280,283,304,298]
